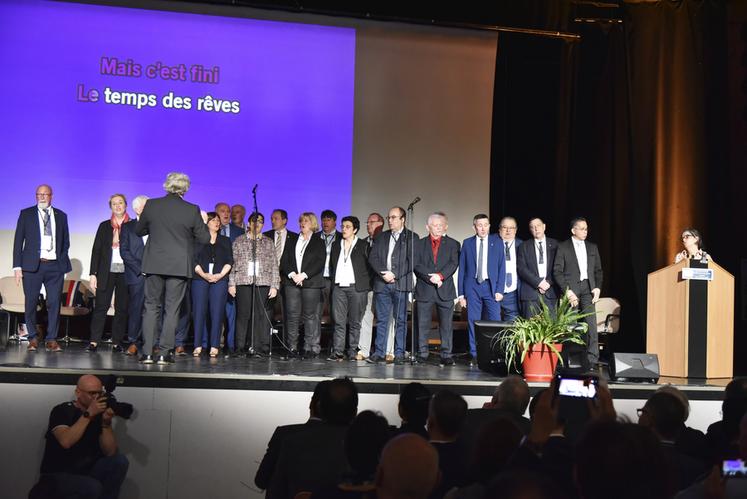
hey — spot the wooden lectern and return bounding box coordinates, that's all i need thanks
[647,259,734,378]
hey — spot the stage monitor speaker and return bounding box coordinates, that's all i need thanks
[474,321,513,375]
[610,353,660,383]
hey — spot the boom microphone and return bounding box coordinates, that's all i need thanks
[252,184,258,194]
[407,196,421,209]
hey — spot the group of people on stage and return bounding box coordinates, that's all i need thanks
[11,173,710,367]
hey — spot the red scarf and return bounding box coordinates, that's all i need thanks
[111,213,130,249]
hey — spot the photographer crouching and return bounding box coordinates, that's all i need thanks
[32,375,129,499]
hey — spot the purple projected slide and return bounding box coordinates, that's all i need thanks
[0,0,355,233]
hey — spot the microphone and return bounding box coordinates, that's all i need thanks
[407,196,421,209]
[252,184,258,194]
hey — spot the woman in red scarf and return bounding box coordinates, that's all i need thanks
[86,194,131,352]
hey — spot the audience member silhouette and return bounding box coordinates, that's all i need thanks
[376,434,440,499]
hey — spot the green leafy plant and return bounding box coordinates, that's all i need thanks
[496,292,594,372]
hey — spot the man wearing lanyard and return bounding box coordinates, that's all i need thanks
[12,184,72,352]
[497,217,523,322]
[318,210,342,331]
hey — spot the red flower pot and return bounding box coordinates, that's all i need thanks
[521,343,563,382]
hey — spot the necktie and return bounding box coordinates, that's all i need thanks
[477,237,484,284]
[538,241,544,264]
[505,241,513,287]
[223,225,229,237]
[275,232,282,262]
[393,232,399,243]
[43,209,52,236]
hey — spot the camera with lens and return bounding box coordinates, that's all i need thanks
[101,375,134,419]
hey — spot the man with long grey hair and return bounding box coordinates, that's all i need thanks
[136,172,209,364]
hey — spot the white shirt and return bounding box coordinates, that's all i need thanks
[294,234,311,275]
[334,238,358,286]
[572,237,588,281]
[503,239,517,293]
[37,206,57,260]
[534,238,547,279]
[321,231,337,277]
[387,230,403,272]
[475,236,489,281]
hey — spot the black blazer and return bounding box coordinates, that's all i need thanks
[12,206,72,273]
[413,235,460,302]
[517,237,559,301]
[89,220,120,290]
[119,220,145,286]
[328,238,371,292]
[194,235,233,282]
[254,419,323,490]
[368,229,419,293]
[553,238,603,295]
[136,193,210,278]
[279,233,326,288]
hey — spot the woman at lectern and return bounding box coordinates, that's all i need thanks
[674,228,711,264]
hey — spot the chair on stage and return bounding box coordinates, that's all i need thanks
[595,296,621,361]
[0,275,37,346]
[59,279,93,343]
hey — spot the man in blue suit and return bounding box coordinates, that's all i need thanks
[12,184,72,352]
[458,214,505,363]
[216,202,243,353]
[497,217,523,322]
[120,195,148,355]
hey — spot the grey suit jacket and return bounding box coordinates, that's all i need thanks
[136,193,209,278]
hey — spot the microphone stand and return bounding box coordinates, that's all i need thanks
[406,198,419,364]
[248,185,259,357]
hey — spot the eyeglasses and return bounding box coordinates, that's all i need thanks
[682,234,694,240]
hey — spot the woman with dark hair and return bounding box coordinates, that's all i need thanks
[191,211,233,358]
[229,212,279,357]
[87,194,131,353]
[675,228,711,264]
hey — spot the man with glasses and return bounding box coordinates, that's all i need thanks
[12,184,72,353]
[497,217,523,322]
[553,217,603,368]
[34,374,129,499]
[367,207,419,364]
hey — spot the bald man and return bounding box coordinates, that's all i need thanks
[36,375,128,499]
[376,434,440,499]
[12,184,72,353]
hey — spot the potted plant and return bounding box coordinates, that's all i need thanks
[496,293,593,382]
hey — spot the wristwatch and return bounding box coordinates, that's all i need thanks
[83,411,91,419]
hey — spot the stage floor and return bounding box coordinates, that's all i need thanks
[0,341,730,400]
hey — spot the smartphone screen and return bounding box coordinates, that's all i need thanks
[557,377,598,398]
[722,459,747,478]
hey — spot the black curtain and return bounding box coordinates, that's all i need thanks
[490,0,745,373]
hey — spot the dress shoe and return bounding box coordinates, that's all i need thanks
[111,344,124,354]
[175,346,186,356]
[440,357,455,366]
[366,355,385,364]
[413,356,429,365]
[467,355,477,367]
[394,356,407,365]
[138,354,154,364]
[303,351,319,361]
[281,349,299,360]
[45,341,62,353]
[126,344,139,356]
[326,352,344,362]
[156,354,175,365]
[27,338,39,352]
[85,343,98,353]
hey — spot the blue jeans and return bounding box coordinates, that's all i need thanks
[373,284,407,357]
[43,454,129,499]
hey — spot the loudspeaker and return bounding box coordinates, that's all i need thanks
[610,353,660,383]
[474,321,512,374]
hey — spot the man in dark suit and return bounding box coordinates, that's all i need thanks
[517,217,559,318]
[458,214,505,362]
[267,377,358,499]
[254,380,328,490]
[553,217,603,366]
[136,173,209,364]
[12,184,71,352]
[367,206,419,365]
[120,195,148,355]
[414,212,460,366]
[216,202,244,354]
[264,209,298,347]
[498,217,523,322]
[319,209,342,331]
